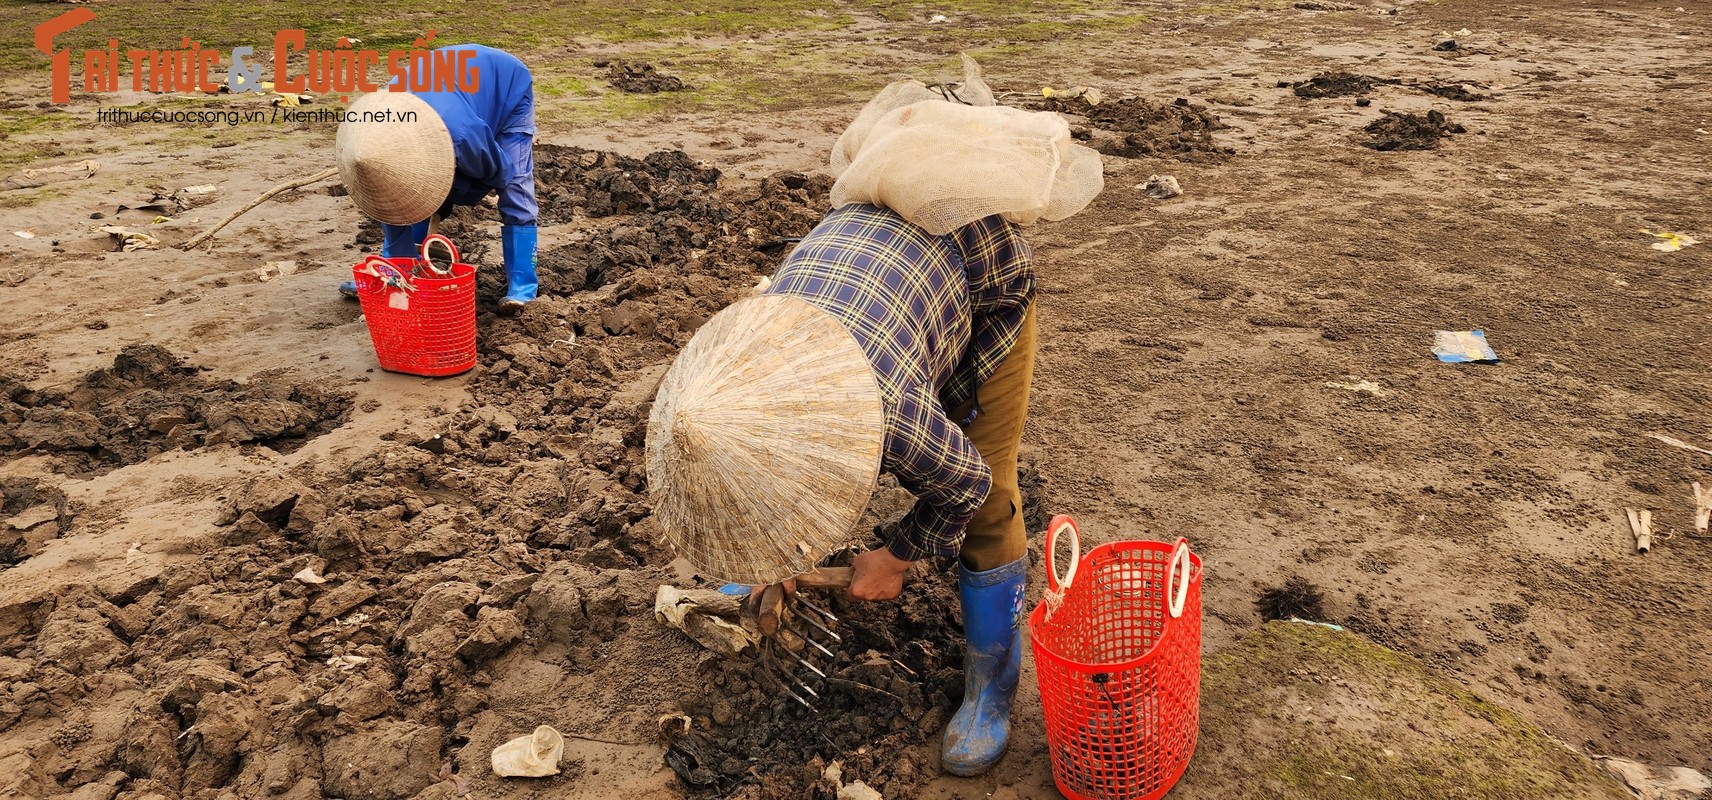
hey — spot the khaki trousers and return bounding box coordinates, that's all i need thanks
[949,305,1037,572]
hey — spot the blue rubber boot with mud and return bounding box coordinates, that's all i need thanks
[341,220,429,299]
[498,224,539,314]
[942,556,1027,776]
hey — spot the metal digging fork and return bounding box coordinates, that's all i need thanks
[745,568,854,711]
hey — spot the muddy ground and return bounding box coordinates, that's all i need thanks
[1,0,1710,798]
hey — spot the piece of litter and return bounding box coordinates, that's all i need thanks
[12,230,35,239]
[1626,508,1654,554]
[1325,378,1385,396]
[928,13,948,23]
[96,224,161,252]
[1139,174,1182,199]
[124,541,144,564]
[1645,433,1712,457]
[1040,85,1103,105]
[1692,482,1711,537]
[491,725,564,778]
[656,712,692,735]
[1286,618,1345,631]
[293,566,326,585]
[1432,329,1498,363]
[1638,229,1699,252]
[326,654,370,670]
[1454,27,1472,36]
[837,781,884,800]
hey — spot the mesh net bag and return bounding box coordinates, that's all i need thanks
[830,55,1104,235]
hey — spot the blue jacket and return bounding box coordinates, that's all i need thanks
[405,44,537,226]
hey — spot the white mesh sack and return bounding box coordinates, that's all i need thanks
[829,55,1104,235]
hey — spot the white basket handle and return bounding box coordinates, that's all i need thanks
[1043,515,1080,620]
[1166,538,1192,619]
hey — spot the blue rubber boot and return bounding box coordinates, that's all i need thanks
[342,220,429,299]
[499,224,539,314]
[942,556,1027,776]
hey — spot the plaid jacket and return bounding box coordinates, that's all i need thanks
[766,203,1034,561]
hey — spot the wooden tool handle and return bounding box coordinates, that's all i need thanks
[757,583,785,636]
[796,567,853,591]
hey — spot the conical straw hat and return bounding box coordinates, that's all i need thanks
[335,91,454,225]
[647,294,885,585]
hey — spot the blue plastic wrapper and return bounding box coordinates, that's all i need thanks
[1433,329,1499,364]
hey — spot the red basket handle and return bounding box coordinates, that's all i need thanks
[418,233,460,278]
[1043,515,1080,620]
[1166,538,1192,619]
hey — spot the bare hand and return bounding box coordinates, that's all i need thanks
[848,546,913,601]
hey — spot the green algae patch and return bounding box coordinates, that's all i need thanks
[1182,621,1628,799]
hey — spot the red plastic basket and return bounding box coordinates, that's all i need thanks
[352,234,477,377]
[1029,515,1203,800]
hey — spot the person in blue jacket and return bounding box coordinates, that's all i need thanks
[334,44,538,313]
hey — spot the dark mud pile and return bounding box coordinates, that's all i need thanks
[1255,576,1328,622]
[1287,73,1492,103]
[1362,109,1466,151]
[1033,96,1233,161]
[535,144,721,224]
[0,345,352,475]
[667,571,963,800]
[1419,81,1491,102]
[601,60,689,94]
[534,153,823,294]
[1288,72,1399,99]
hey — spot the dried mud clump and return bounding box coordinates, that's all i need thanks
[1362,109,1466,151]
[600,60,689,94]
[0,345,352,475]
[1035,96,1233,162]
[1,477,70,567]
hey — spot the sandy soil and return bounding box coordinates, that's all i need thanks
[1,0,1709,798]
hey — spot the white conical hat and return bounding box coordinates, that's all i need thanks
[646,294,885,585]
[335,91,454,225]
